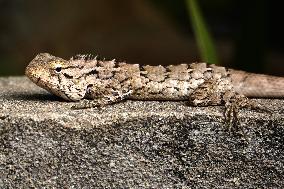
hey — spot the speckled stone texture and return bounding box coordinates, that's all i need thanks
[1,77,284,188]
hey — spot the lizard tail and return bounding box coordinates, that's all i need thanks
[229,69,284,98]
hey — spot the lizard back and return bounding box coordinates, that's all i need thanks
[66,57,232,101]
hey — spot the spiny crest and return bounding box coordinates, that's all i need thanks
[70,54,99,61]
[70,54,117,65]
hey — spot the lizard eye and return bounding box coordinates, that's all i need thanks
[55,66,62,73]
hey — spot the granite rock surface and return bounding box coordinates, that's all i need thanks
[0,77,283,188]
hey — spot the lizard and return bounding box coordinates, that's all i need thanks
[25,53,284,126]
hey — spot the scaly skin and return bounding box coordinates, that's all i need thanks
[25,53,281,126]
[25,53,234,102]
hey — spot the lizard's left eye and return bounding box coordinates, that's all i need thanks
[55,66,62,73]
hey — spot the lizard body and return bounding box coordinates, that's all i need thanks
[25,53,283,123]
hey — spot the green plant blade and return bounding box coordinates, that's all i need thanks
[186,0,219,64]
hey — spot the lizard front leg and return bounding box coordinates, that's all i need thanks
[71,89,133,109]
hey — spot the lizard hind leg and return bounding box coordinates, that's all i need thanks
[223,91,247,130]
[222,90,273,133]
[224,90,272,118]
[188,79,247,130]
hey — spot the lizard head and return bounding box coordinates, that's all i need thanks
[25,53,88,101]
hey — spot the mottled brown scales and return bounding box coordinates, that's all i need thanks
[25,53,284,125]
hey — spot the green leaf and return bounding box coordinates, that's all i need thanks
[186,0,219,64]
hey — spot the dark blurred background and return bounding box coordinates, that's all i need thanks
[0,0,283,76]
